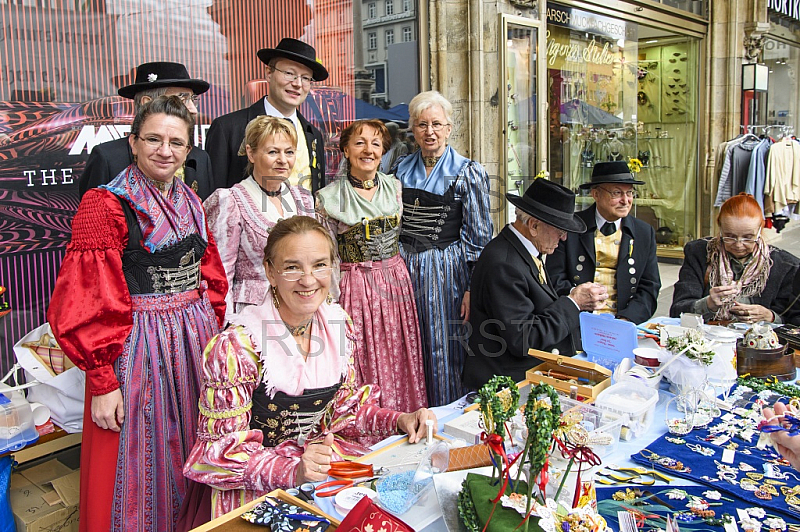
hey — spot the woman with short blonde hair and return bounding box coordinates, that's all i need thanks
[205,115,313,317]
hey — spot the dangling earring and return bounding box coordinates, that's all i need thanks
[326,293,333,305]
[271,286,280,309]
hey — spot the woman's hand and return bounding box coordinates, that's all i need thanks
[91,389,125,432]
[762,402,800,471]
[460,291,471,323]
[295,433,335,485]
[707,283,740,311]
[397,409,438,444]
[731,302,773,323]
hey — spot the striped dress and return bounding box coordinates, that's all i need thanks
[395,149,494,406]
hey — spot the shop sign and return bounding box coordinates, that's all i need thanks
[546,3,637,41]
[768,0,800,22]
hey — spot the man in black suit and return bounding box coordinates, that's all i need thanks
[547,161,661,324]
[463,179,608,390]
[78,62,218,200]
[204,38,327,192]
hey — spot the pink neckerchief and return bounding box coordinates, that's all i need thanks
[229,298,351,397]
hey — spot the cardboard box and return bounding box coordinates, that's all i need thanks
[9,459,79,532]
[443,410,484,444]
[526,349,612,401]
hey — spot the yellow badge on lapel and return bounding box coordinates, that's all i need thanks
[311,139,317,169]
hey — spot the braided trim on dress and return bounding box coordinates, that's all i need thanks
[199,400,253,420]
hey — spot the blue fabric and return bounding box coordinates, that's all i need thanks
[395,145,469,196]
[744,138,772,215]
[397,157,494,406]
[597,485,799,529]
[631,386,800,518]
[0,455,14,532]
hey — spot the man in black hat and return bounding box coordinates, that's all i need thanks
[463,179,608,390]
[78,61,218,200]
[547,161,661,324]
[204,38,327,192]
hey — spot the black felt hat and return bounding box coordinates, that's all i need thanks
[257,38,329,82]
[579,161,645,189]
[117,62,209,99]
[507,178,587,233]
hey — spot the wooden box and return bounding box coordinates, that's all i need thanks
[190,489,340,531]
[525,349,612,401]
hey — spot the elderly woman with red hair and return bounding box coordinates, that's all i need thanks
[671,193,800,324]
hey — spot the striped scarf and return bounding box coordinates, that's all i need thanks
[707,236,772,321]
[102,164,206,252]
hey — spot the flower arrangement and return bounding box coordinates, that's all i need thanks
[666,328,715,366]
[627,158,643,173]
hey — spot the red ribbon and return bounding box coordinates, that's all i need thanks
[554,437,601,508]
[481,432,510,503]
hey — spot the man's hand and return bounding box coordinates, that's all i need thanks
[568,282,608,311]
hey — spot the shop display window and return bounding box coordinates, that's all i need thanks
[546,4,700,257]
[503,18,540,202]
[764,37,799,137]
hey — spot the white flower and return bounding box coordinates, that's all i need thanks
[747,507,766,518]
[764,517,787,531]
[148,73,158,82]
[702,490,721,500]
[740,517,762,532]
[665,489,687,500]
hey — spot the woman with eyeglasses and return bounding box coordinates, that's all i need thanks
[316,119,428,412]
[204,116,313,318]
[184,216,435,519]
[48,95,227,531]
[671,193,800,324]
[391,90,493,407]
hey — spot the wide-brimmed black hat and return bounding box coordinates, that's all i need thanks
[579,161,645,189]
[117,62,210,99]
[507,179,587,233]
[257,38,329,82]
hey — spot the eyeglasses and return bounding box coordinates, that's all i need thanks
[270,261,332,282]
[135,134,190,151]
[271,66,315,86]
[721,230,761,245]
[175,92,200,104]
[414,121,449,132]
[597,186,637,199]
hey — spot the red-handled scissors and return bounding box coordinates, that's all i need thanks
[315,462,385,497]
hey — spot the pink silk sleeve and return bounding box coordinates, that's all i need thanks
[203,189,241,317]
[47,189,132,396]
[183,327,299,493]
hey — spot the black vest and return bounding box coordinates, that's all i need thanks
[400,183,463,252]
[250,382,341,448]
[118,197,206,295]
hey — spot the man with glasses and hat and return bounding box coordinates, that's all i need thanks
[78,61,218,199]
[463,178,608,390]
[205,38,328,193]
[547,161,661,324]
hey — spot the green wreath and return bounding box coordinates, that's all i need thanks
[478,375,520,439]
[524,383,561,478]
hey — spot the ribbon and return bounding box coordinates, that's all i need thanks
[481,432,511,503]
[759,414,800,436]
[554,437,602,508]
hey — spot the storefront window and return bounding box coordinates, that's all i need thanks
[764,37,799,136]
[546,3,701,256]
[0,0,421,371]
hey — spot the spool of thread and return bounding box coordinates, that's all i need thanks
[334,487,376,515]
[425,419,434,444]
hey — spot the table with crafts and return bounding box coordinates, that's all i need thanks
[193,316,800,532]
